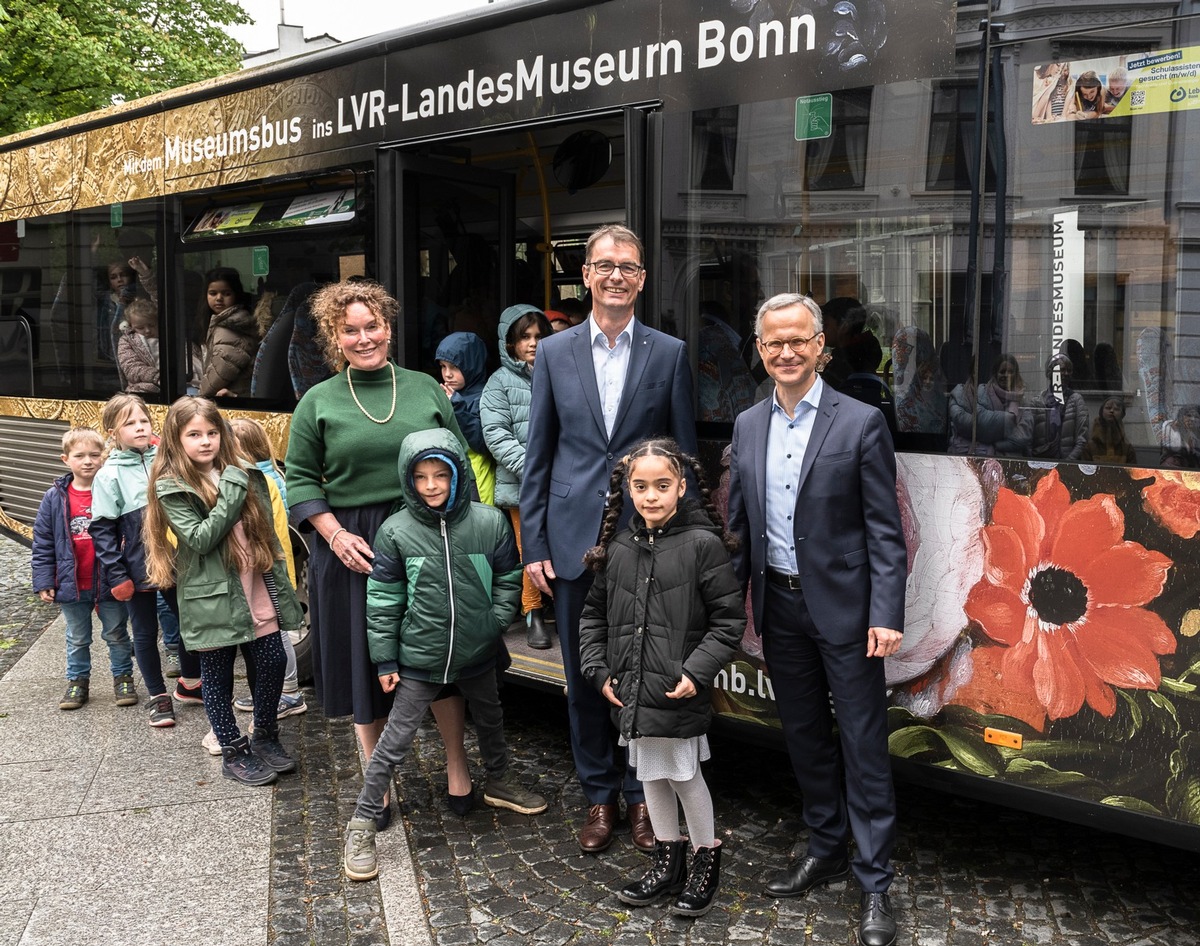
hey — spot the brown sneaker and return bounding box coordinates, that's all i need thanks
[113,674,138,707]
[59,680,89,710]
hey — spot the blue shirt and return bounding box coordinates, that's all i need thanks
[764,376,824,574]
[589,315,635,439]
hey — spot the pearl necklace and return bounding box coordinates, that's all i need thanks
[346,362,396,424]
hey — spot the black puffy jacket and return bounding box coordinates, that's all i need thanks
[579,502,745,740]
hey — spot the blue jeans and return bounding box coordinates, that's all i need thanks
[157,592,180,651]
[61,592,132,681]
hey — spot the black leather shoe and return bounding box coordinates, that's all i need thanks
[763,853,850,898]
[526,610,553,649]
[859,892,896,946]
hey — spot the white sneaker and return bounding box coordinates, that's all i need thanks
[201,729,222,756]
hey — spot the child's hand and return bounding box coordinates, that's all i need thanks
[602,677,623,707]
[666,676,697,699]
[37,589,54,603]
[111,579,135,601]
[439,381,457,399]
[378,672,399,693]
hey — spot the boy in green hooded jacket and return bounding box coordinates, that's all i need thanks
[343,427,548,882]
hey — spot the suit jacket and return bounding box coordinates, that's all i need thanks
[727,381,906,644]
[520,318,697,581]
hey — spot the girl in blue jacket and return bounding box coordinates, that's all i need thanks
[91,394,200,728]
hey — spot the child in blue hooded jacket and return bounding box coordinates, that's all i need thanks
[436,331,495,504]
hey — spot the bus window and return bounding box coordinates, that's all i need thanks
[178,176,371,406]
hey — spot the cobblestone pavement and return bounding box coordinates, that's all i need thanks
[2,534,1198,945]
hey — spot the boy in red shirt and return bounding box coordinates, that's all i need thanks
[32,428,136,710]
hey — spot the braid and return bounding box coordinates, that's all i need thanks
[583,461,629,571]
[685,453,740,553]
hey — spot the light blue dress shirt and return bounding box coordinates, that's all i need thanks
[765,375,825,574]
[589,315,635,439]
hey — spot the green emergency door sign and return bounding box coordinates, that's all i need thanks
[252,245,270,278]
[795,94,833,141]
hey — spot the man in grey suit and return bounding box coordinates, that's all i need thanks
[726,293,906,946]
[520,224,697,854]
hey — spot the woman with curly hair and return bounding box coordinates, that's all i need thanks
[285,280,476,824]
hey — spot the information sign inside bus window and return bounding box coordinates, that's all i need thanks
[283,190,356,223]
[795,94,833,141]
[193,203,263,233]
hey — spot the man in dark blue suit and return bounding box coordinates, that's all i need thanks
[726,293,906,946]
[520,224,697,854]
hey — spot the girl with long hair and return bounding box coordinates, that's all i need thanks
[145,397,303,784]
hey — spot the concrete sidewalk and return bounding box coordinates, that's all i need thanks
[0,611,432,946]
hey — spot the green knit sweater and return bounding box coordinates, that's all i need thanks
[285,362,468,512]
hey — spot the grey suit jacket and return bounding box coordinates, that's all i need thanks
[727,382,907,644]
[520,319,697,581]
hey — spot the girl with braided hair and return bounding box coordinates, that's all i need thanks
[578,439,745,918]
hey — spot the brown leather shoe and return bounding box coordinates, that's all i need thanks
[579,804,618,853]
[627,801,656,852]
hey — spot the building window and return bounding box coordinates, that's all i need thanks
[927,81,998,191]
[1074,117,1131,195]
[806,88,872,191]
[691,106,739,190]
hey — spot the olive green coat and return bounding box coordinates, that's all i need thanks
[155,464,302,651]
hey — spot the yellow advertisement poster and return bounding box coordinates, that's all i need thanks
[1031,47,1200,123]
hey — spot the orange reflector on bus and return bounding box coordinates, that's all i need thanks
[983,727,1023,750]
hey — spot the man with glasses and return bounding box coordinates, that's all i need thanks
[521,223,697,854]
[726,293,906,946]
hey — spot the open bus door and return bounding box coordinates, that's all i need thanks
[379,150,567,690]
[379,152,515,372]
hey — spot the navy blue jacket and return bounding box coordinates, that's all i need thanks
[435,331,490,454]
[31,473,114,603]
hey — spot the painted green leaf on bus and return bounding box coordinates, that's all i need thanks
[1003,758,1103,795]
[889,724,1001,776]
[1100,795,1162,815]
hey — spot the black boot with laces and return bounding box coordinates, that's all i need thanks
[671,844,722,917]
[617,838,688,906]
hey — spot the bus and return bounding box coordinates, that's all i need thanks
[1,0,1199,850]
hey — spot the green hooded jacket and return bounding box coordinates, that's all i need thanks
[155,464,303,651]
[366,428,521,683]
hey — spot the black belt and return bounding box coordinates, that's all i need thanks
[766,568,802,591]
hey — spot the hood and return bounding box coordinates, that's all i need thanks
[630,498,723,538]
[106,444,157,466]
[209,303,259,339]
[496,304,544,376]
[434,331,488,393]
[397,427,472,521]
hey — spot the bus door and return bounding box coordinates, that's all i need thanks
[379,152,515,373]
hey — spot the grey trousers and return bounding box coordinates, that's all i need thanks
[353,669,509,822]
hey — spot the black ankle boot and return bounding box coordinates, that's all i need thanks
[616,838,688,906]
[671,844,722,917]
[526,609,553,649]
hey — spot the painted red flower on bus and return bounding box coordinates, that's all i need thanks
[956,469,1174,728]
[1140,470,1200,539]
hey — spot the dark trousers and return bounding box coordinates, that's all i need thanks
[761,583,896,892]
[126,589,199,695]
[552,572,643,807]
[354,669,509,823]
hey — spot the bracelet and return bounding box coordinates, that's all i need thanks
[328,527,347,549]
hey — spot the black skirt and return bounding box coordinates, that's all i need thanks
[308,501,395,723]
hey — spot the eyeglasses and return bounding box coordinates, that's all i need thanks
[586,260,644,278]
[759,334,820,355]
